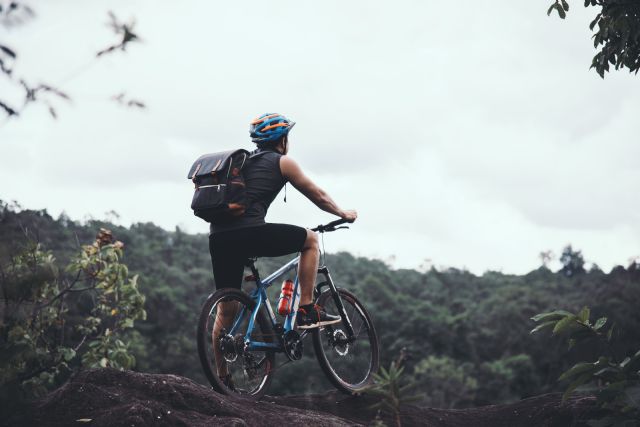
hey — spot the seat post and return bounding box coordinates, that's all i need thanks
[244,258,261,283]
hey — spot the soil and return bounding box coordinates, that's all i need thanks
[6,368,600,427]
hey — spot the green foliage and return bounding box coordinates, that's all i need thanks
[366,359,423,427]
[0,228,146,404]
[1,201,640,409]
[546,0,640,78]
[412,355,477,408]
[531,307,640,425]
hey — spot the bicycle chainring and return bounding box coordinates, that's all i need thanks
[283,330,304,361]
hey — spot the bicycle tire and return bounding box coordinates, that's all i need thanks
[197,288,276,398]
[312,288,380,394]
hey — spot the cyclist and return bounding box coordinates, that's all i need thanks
[209,113,357,332]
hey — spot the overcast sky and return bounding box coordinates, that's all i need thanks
[1,0,638,274]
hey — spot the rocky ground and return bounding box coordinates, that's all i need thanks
[5,368,600,427]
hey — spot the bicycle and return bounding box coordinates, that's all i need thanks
[197,218,380,398]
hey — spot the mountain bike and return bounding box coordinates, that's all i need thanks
[197,218,380,398]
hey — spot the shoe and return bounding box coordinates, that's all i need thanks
[296,304,341,329]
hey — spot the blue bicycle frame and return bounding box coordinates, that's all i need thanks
[230,255,302,352]
[228,254,356,353]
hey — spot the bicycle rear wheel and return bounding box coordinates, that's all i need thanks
[197,288,276,398]
[312,288,380,394]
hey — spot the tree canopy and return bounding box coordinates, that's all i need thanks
[548,0,640,77]
[2,202,639,408]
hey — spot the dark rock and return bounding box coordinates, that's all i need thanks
[7,368,599,427]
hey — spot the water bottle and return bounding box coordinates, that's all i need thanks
[277,279,295,315]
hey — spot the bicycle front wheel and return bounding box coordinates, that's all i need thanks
[312,288,380,394]
[197,288,276,398]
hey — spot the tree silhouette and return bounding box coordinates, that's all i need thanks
[1,6,143,123]
[547,0,640,78]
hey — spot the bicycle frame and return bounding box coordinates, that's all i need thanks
[228,255,357,353]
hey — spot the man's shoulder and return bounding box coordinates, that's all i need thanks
[249,149,282,161]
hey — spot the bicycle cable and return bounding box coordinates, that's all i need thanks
[320,231,326,267]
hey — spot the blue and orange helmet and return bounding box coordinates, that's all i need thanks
[249,113,295,144]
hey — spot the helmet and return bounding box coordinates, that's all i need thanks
[249,113,295,144]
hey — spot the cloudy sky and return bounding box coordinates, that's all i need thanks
[1,0,638,274]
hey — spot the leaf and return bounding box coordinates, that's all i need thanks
[402,394,425,404]
[547,3,556,16]
[622,349,640,373]
[590,14,601,31]
[592,367,619,378]
[0,99,18,116]
[594,317,607,331]
[0,45,17,58]
[530,320,556,334]
[607,324,615,341]
[562,372,592,401]
[552,315,578,335]
[76,419,93,423]
[559,362,596,381]
[531,310,573,322]
[557,6,566,19]
[561,0,569,12]
[60,347,76,362]
[99,357,108,367]
[577,306,590,324]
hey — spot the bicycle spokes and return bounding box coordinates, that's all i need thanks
[313,289,379,392]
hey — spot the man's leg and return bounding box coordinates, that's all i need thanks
[209,232,244,379]
[212,300,240,378]
[243,223,338,329]
[295,228,340,328]
[298,229,319,306]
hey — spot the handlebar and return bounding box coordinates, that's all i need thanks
[311,218,354,233]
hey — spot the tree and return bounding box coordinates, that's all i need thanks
[0,4,142,122]
[0,228,146,403]
[559,245,585,277]
[547,0,640,77]
[531,307,640,426]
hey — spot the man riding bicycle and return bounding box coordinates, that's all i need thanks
[209,113,358,330]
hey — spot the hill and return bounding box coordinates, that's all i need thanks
[1,200,639,407]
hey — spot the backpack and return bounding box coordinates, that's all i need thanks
[187,149,266,224]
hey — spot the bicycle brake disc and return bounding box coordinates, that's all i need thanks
[331,329,349,356]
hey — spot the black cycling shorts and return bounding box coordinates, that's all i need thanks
[209,223,307,289]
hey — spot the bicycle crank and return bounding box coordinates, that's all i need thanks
[283,330,304,361]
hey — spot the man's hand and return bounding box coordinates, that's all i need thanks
[340,210,357,222]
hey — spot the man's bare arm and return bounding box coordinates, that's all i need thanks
[280,156,357,221]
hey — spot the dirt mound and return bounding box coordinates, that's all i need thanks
[7,368,599,427]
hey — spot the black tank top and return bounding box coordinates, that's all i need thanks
[210,149,285,234]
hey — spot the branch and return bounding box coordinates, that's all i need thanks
[0,99,18,116]
[31,270,83,325]
[73,334,88,352]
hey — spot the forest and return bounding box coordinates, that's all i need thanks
[2,200,639,411]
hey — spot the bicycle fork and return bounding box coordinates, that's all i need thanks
[316,266,357,342]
